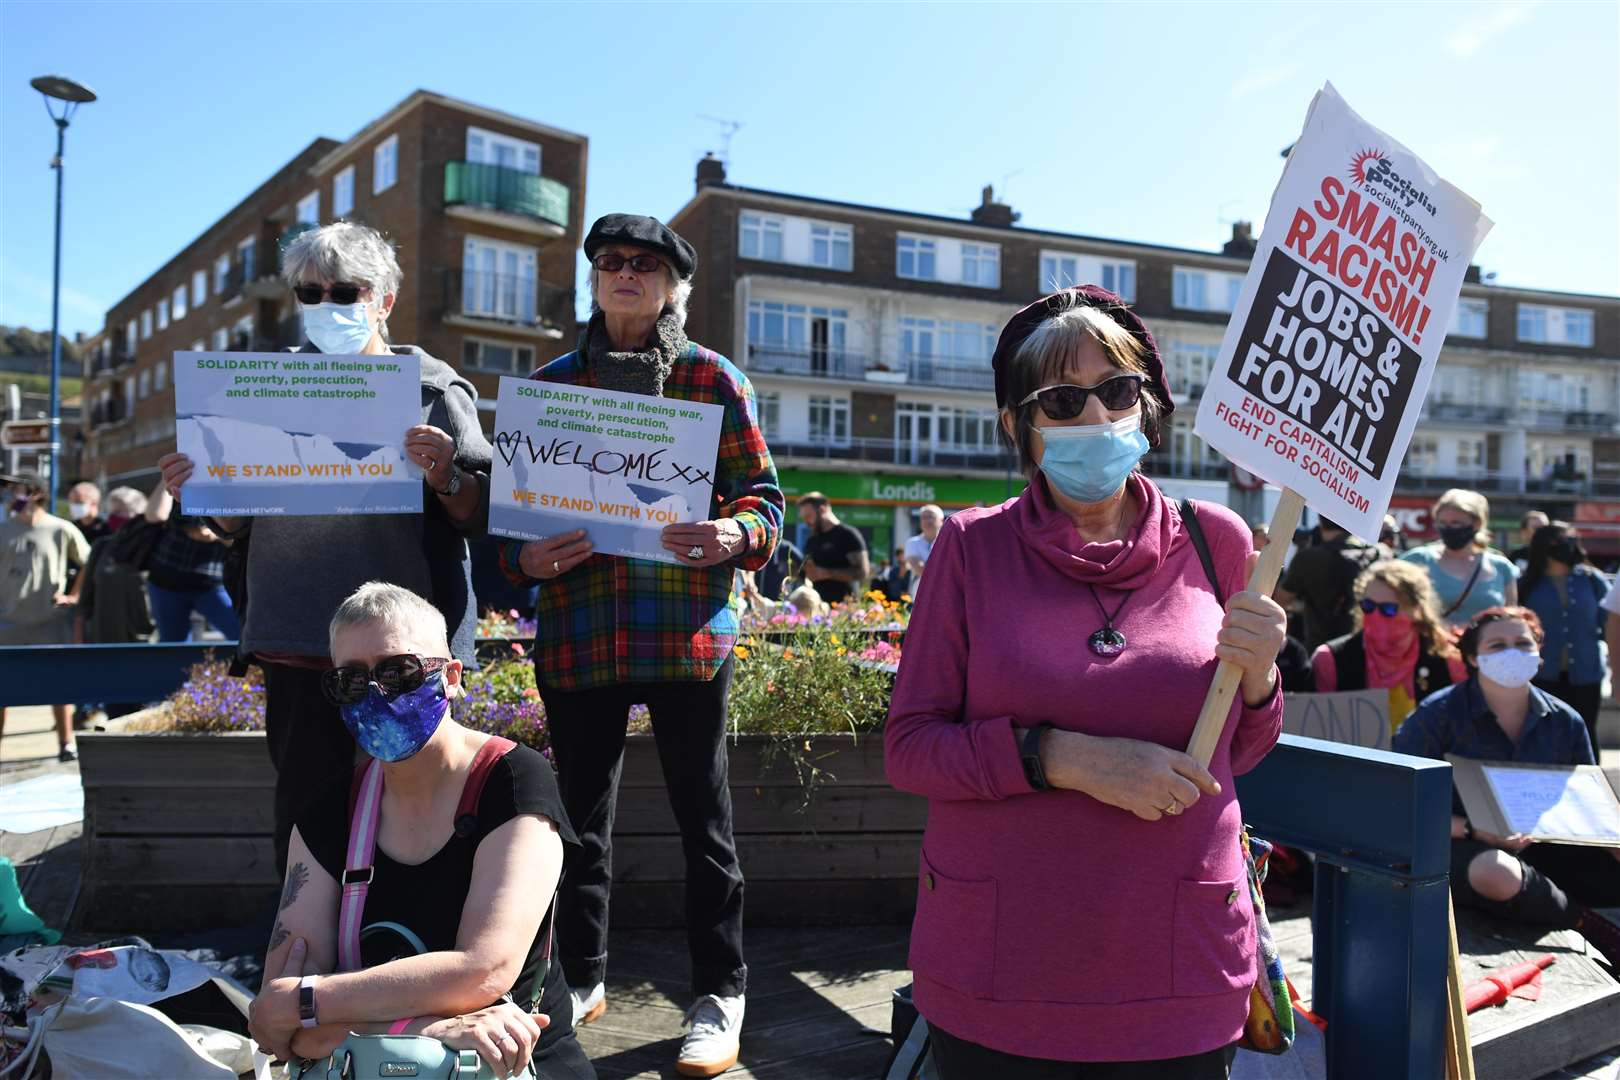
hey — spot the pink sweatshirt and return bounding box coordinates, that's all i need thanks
[885,473,1284,1062]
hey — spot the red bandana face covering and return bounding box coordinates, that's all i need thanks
[1362,612,1419,660]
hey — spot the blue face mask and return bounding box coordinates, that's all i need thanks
[1036,414,1150,504]
[301,301,375,354]
[339,672,450,763]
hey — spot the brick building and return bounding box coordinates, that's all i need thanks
[669,156,1620,558]
[82,90,587,489]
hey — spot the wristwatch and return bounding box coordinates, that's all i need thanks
[434,463,462,497]
[1020,723,1054,791]
[298,974,319,1029]
[1462,820,1475,842]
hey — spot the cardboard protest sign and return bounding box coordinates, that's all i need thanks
[1194,82,1493,541]
[1282,689,1392,750]
[489,378,724,564]
[174,351,422,516]
[1448,757,1620,847]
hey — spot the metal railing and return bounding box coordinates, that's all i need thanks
[770,435,1011,470]
[903,355,995,390]
[443,270,571,332]
[1422,402,1510,424]
[746,345,867,380]
[444,161,570,229]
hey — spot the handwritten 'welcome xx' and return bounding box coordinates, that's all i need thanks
[495,430,714,487]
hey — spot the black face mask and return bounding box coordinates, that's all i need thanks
[1551,539,1583,565]
[1437,524,1476,551]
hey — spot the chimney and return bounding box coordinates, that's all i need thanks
[1465,264,1482,284]
[696,152,727,192]
[1223,221,1257,258]
[969,184,1019,228]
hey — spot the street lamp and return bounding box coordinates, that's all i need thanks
[30,74,97,511]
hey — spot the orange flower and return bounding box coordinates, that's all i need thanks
[522,687,540,700]
[734,645,750,660]
[783,648,794,659]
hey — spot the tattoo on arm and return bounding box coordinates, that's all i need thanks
[268,922,290,953]
[280,861,309,911]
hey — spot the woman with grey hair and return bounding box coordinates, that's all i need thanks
[156,220,494,881]
[498,214,784,1078]
[886,286,1287,1077]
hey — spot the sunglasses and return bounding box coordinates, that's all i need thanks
[1360,599,1402,617]
[592,253,664,274]
[292,282,372,306]
[321,654,450,706]
[1018,373,1145,421]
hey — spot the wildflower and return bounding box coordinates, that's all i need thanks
[783,648,794,660]
[511,642,526,656]
[829,634,841,646]
[523,687,540,700]
[900,594,912,603]
[734,645,750,660]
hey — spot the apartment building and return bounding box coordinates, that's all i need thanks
[670,156,1620,557]
[82,90,587,488]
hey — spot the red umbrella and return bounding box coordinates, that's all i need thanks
[1464,954,1555,1013]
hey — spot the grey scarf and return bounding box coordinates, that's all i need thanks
[581,310,688,397]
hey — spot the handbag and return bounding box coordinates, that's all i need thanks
[294,736,549,1080]
[1180,500,1296,1055]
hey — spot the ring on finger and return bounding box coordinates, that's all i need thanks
[553,560,560,575]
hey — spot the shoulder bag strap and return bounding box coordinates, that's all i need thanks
[338,758,384,973]
[1179,499,1224,604]
[1440,552,1487,619]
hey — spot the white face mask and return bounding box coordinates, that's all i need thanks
[1476,647,1542,689]
[69,502,92,521]
[301,301,376,354]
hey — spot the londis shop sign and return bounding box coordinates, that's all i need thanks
[776,468,1023,508]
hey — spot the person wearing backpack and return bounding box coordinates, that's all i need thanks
[1276,516,1389,652]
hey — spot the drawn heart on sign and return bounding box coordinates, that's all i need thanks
[493,430,525,468]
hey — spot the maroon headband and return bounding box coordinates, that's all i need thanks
[990,285,1174,426]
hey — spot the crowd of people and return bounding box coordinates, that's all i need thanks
[2,213,1617,1080]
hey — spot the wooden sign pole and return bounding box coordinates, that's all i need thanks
[1445,893,1476,1080]
[1186,487,1306,767]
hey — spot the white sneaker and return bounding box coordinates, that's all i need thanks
[677,993,744,1077]
[568,981,606,1026]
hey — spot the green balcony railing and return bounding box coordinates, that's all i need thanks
[444,161,569,229]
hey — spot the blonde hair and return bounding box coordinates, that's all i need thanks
[1432,488,1491,549]
[328,581,448,658]
[785,584,827,618]
[1351,559,1456,657]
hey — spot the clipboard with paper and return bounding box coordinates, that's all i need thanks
[1446,756,1620,847]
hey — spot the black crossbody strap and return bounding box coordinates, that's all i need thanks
[1179,498,1224,604]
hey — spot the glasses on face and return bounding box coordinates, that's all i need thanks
[593,253,664,274]
[1360,599,1402,617]
[1018,373,1145,421]
[320,654,449,706]
[292,282,372,306]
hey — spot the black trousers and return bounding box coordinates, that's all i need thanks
[1532,675,1603,753]
[263,662,356,876]
[1450,838,1620,927]
[929,1025,1236,1080]
[539,657,746,999]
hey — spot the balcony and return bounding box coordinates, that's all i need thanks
[1423,402,1510,424]
[1520,408,1617,432]
[1140,455,1231,482]
[769,435,1012,472]
[1394,470,1531,496]
[444,162,569,238]
[746,345,867,381]
[443,269,570,338]
[904,355,995,391]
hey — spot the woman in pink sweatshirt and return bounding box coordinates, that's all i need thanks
[885,286,1287,1078]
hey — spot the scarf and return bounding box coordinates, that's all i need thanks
[1009,471,1185,589]
[580,310,688,397]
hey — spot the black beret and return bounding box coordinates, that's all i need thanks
[584,214,696,280]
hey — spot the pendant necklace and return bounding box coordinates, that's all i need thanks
[1087,585,1131,657]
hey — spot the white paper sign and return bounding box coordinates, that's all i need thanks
[1482,765,1620,843]
[488,377,724,564]
[174,351,423,516]
[1194,83,1493,540]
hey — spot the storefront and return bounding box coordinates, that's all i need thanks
[774,467,1026,565]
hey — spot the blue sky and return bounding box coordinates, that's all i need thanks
[2,0,1615,340]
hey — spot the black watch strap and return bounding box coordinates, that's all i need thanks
[1020,723,1054,791]
[1463,820,1475,842]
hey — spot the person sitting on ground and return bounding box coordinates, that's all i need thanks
[1311,559,1466,729]
[1392,606,1620,968]
[246,582,594,1079]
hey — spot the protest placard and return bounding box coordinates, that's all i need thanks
[1194,82,1493,543]
[173,351,422,516]
[488,377,724,564]
[1282,689,1393,750]
[1448,757,1620,847]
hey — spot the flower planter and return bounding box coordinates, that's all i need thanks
[76,729,923,933]
[863,369,909,384]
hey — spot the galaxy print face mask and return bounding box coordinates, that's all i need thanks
[338,672,450,762]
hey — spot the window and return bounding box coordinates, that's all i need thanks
[124,319,137,353]
[936,406,999,450]
[466,127,540,174]
[157,360,170,390]
[1450,298,1487,339]
[214,253,230,293]
[808,395,850,446]
[238,237,257,283]
[172,283,187,321]
[1455,437,1486,477]
[1404,436,1439,474]
[960,243,1000,288]
[138,370,151,399]
[373,134,398,193]
[1042,253,1081,291]
[739,212,784,261]
[141,310,153,339]
[1173,267,1244,313]
[1168,341,1221,396]
[462,237,538,323]
[296,191,320,226]
[896,235,938,281]
[1043,254,1139,301]
[156,299,169,331]
[192,269,207,306]
[1517,304,1594,347]
[333,166,355,218]
[757,392,780,438]
[809,223,853,270]
[461,338,536,374]
[124,376,136,417]
[232,314,255,350]
[212,327,229,351]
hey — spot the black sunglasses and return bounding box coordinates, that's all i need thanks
[1018,373,1145,421]
[292,282,372,306]
[592,253,664,274]
[321,654,450,706]
[1360,599,1401,617]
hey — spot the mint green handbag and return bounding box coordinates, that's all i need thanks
[300,1034,537,1079]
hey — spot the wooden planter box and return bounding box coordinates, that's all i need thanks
[76,730,923,932]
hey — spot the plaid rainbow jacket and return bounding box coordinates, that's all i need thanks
[499,342,783,689]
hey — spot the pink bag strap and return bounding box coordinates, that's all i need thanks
[338,758,384,973]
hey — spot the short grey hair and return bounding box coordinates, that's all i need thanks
[997,297,1163,479]
[69,481,101,503]
[918,504,944,521]
[328,581,448,658]
[105,486,146,517]
[588,257,692,329]
[282,222,403,298]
